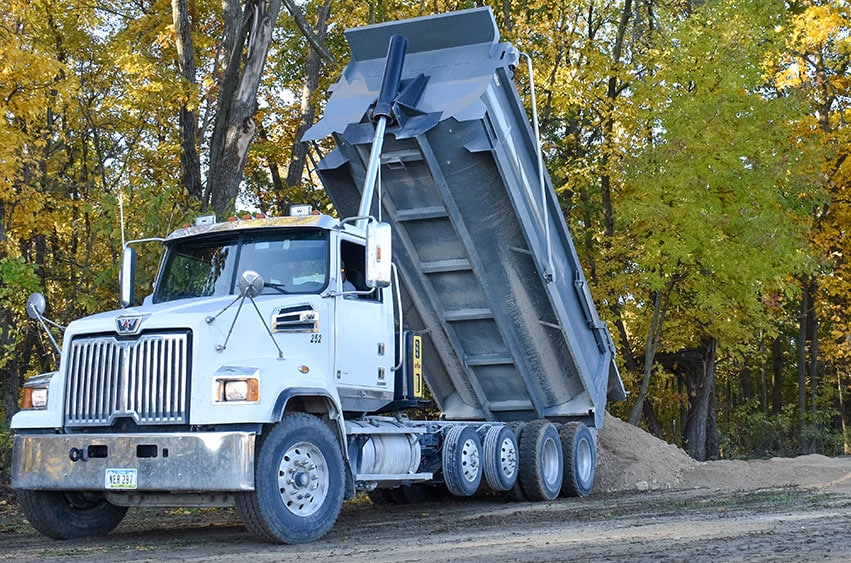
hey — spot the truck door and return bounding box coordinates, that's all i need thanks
[334,240,394,412]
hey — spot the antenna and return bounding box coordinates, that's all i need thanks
[118,188,127,249]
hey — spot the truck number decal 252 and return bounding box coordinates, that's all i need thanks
[310,334,322,344]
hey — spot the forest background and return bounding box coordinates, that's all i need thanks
[1,0,849,483]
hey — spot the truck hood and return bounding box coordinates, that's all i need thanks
[65,295,272,338]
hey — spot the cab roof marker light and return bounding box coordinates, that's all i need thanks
[290,205,313,217]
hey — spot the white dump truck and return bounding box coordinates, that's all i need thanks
[11,7,626,544]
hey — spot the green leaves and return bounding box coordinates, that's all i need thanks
[0,0,847,453]
[0,256,39,304]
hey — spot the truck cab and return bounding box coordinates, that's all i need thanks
[14,213,398,431]
[12,212,417,543]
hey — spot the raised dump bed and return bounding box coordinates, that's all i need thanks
[306,7,625,427]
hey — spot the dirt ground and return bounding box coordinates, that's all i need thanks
[2,415,850,562]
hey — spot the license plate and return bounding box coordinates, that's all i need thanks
[105,468,137,490]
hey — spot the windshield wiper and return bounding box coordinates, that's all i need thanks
[263,282,289,294]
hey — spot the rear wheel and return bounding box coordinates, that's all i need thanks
[236,413,345,544]
[506,422,528,501]
[482,425,518,491]
[17,490,127,539]
[441,425,483,496]
[560,422,597,497]
[518,420,563,501]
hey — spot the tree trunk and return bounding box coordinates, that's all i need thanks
[682,337,718,461]
[629,276,678,427]
[642,399,664,439]
[839,365,849,455]
[706,381,719,458]
[206,0,283,219]
[500,0,514,31]
[658,337,719,461]
[172,0,204,202]
[797,276,809,454]
[281,0,335,65]
[629,289,663,425]
[285,0,331,189]
[771,335,783,416]
[599,0,633,239]
[577,185,598,282]
[0,307,15,428]
[611,310,638,372]
[739,363,754,403]
[807,278,819,453]
[0,203,12,429]
[759,338,768,416]
[256,123,285,208]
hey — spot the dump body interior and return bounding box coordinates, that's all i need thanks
[306,7,626,427]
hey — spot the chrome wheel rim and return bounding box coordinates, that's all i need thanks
[461,438,481,483]
[500,436,518,479]
[576,437,593,482]
[542,436,560,488]
[277,441,329,517]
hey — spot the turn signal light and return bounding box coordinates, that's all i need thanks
[22,387,48,409]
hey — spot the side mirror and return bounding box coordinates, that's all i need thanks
[25,292,63,355]
[26,293,47,320]
[238,270,265,298]
[366,222,392,288]
[120,246,137,308]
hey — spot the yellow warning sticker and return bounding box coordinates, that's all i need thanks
[412,335,423,398]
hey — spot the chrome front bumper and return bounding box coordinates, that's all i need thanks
[12,432,255,491]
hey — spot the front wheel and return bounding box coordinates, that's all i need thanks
[236,413,345,544]
[17,490,128,539]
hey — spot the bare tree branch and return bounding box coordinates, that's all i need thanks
[281,0,336,64]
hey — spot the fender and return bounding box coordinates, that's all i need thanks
[271,387,347,453]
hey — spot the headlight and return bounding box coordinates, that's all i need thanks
[22,386,48,410]
[21,372,54,410]
[215,378,259,403]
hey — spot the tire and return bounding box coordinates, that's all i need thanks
[518,420,564,501]
[236,413,345,544]
[441,425,483,496]
[560,422,597,497]
[506,422,528,501]
[17,490,127,539]
[482,425,518,491]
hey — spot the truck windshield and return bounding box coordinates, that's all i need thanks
[154,229,329,303]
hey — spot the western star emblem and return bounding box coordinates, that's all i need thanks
[116,314,148,335]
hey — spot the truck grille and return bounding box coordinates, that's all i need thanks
[64,332,191,427]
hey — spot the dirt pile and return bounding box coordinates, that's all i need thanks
[595,412,698,492]
[595,412,851,494]
[686,455,851,493]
